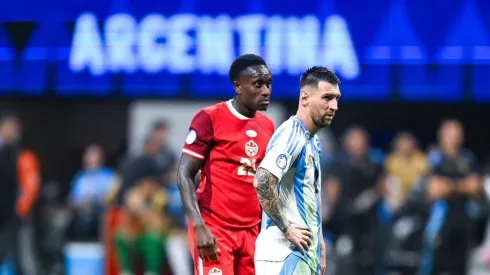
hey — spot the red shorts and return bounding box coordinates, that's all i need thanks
[188,218,259,275]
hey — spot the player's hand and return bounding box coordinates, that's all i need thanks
[283,225,312,255]
[194,224,220,263]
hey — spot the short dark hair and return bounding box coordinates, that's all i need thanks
[229,54,267,83]
[300,66,340,89]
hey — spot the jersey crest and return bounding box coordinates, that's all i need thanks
[306,155,313,166]
[245,140,259,157]
[209,267,222,275]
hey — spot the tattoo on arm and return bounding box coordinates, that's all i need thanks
[254,167,290,232]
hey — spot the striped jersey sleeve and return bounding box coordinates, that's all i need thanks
[258,119,305,181]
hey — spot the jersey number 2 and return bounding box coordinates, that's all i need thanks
[238,158,257,176]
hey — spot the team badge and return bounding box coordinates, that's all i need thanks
[246,129,257,138]
[276,154,287,170]
[245,140,259,157]
[209,267,222,275]
[307,155,313,166]
[185,129,197,145]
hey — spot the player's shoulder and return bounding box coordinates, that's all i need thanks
[275,117,295,131]
[192,102,228,123]
[279,117,305,137]
[271,118,307,148]
[255,111,272,121]
[255,111,275,129]
[199,101,226,115]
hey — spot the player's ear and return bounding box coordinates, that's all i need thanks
[300,90,309,107]
[233,80,241,94]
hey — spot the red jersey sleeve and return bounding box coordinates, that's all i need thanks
[182,110,214,160]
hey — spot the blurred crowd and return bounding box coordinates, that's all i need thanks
[66,121,192,275]
[321,120,490,275]
[1,112,490,275]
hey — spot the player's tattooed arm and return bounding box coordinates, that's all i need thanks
[254,167,290,232]
[176,154,205,227]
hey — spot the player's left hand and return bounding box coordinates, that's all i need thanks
[319,239,326,275]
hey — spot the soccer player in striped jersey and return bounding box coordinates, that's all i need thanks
[253,66,341,275]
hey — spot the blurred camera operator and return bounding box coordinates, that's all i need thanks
[421,119,483,275]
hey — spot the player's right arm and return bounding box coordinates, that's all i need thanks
[177,155,205,225]
[254,122,312,254]
[176,110,220,263]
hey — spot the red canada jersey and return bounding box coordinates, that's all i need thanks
[182,100,275,229]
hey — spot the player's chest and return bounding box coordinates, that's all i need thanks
[298,143,322,193]
[213,123,271,159]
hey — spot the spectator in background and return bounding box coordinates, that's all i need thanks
[161,168,186,232]
[384,132,428,212]
[421,119,483,275]
[114,136,181,274]
[0,114,39,275]
[117,120,176,178]
[115,177,169,275]
[15,148,41,275]
[0,114,21,231]
[318,128,337,166]
[158,168,192,275]
[113,135,191,275]
[69,144,116,241]
[0,113,27,273]
[16,149,40,220]
[151,121,177,177]
[116,137,163,206]
[323,126,386,275]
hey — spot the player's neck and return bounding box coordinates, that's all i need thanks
[231,98,256,118]
[295,110,319,135]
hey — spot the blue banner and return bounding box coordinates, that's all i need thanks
[0,0,489,101]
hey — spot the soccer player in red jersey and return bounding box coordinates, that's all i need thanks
[177,54,275,275]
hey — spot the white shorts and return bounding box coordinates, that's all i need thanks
[255,254,317,275]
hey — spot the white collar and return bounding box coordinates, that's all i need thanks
[226,100,250,120]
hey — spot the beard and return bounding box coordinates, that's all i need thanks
[311,110,332,128]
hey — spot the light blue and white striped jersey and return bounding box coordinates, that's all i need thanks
[255,116,322,273]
